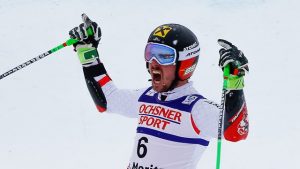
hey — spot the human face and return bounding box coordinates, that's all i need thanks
[149,59,176,92]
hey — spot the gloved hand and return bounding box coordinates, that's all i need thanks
[69,14,102,65]
[218,39,249,90]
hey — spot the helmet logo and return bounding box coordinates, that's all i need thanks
[179,46,200,61]
[183,42,198,51]
[153,26,172,38]
[184,64,197,75]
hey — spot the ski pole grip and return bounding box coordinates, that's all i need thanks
[86,27,93,36]
[223,65,230,89]
[65,38,78,46]
[82,13,94,36]
[65,14,94,47]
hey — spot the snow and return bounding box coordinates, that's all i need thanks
[0,0,299,168]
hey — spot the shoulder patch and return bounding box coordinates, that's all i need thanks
[182,95,199,105]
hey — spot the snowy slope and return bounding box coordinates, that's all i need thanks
[0,0,299,168]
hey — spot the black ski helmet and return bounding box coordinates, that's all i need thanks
[146,23,200,81]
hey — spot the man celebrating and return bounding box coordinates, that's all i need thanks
[69,15,249,169]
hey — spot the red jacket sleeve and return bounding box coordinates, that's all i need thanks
[223,90,249,142]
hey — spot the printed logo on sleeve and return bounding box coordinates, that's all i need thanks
[182,95,198,105]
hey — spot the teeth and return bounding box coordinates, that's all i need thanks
[152,70,161,84]
[152,70,161,74]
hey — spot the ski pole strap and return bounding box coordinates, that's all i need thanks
[223,65,244,90]
[223,65,231,89]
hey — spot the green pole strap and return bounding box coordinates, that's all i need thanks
[49,39,76,53]
[87,27,93,37]
[223,65,231,89]
[65,27,94,47]
[216,65,230,169]
[66,38,79,46]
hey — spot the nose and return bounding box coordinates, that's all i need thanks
[151,59,158,64]
[150,59,159,67]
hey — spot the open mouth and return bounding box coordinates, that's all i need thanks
[152,70,162,84]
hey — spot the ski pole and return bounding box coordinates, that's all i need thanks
[216,65,230,169]
[0,13,93,80]
[0,38,77,80]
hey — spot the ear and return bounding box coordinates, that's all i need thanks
[146,62,150,73]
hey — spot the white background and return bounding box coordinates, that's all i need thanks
[0,0,299,168]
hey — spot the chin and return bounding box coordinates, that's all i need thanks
[152,82,169,93]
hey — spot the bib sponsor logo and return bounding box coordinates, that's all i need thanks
[139,104,182,130]
[128,162,160,169]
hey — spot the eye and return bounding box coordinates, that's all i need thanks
[150,54,157,59]
[159,54,174,59]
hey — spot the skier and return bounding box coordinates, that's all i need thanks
[69,19,249,169]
